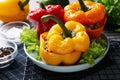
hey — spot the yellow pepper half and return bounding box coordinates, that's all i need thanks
[0,0,29,23]
[40,15,90,65]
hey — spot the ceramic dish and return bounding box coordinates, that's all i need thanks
[24,34,109,73]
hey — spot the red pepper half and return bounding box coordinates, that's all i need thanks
[86,15,107,39]
[28,4,64,39]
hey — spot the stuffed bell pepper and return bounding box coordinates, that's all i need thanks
[40,15,90,65]
[64,0,107,39]
[0,0,29,23]
[28,4,64,39]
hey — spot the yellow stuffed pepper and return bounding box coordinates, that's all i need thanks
[40,15,90,65]
[0,0,29,23]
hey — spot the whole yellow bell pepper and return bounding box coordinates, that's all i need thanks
[40,15,90,65]
[0,0,29,23]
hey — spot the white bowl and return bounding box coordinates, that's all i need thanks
[24,34,109,73]
[0,21,30,44]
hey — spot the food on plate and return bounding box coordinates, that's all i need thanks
[64,0,106,24]
[40,15,90,65]
[86,16,107,40]
[37,0,69,8]
[28,4,64,39]
[20,0,108,67]
[20,26,108,66]
[64,0,107,39]
[79,38,107,66]
[20,27,40,53]
[0,0,29,23]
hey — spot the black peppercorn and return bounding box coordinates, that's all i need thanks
[0,47,14,58]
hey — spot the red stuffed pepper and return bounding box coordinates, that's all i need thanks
[64,0,107,39]
[28,4,64,39]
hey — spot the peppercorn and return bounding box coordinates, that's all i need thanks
[0,47,14,58]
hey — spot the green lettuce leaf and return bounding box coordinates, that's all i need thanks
[20,27,40,53]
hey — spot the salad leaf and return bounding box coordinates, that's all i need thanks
[20,27,40,53]
[79,38,107,66]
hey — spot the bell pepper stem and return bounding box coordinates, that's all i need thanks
[40,2,46,9]
[78,0,88,12]
[41,15,72,38]
[18,0,29,10]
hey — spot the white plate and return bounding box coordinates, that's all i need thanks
[24,34,109,73]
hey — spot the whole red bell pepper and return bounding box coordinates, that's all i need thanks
[28,4,64,39]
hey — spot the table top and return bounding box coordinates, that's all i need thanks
[0,0,120,80]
